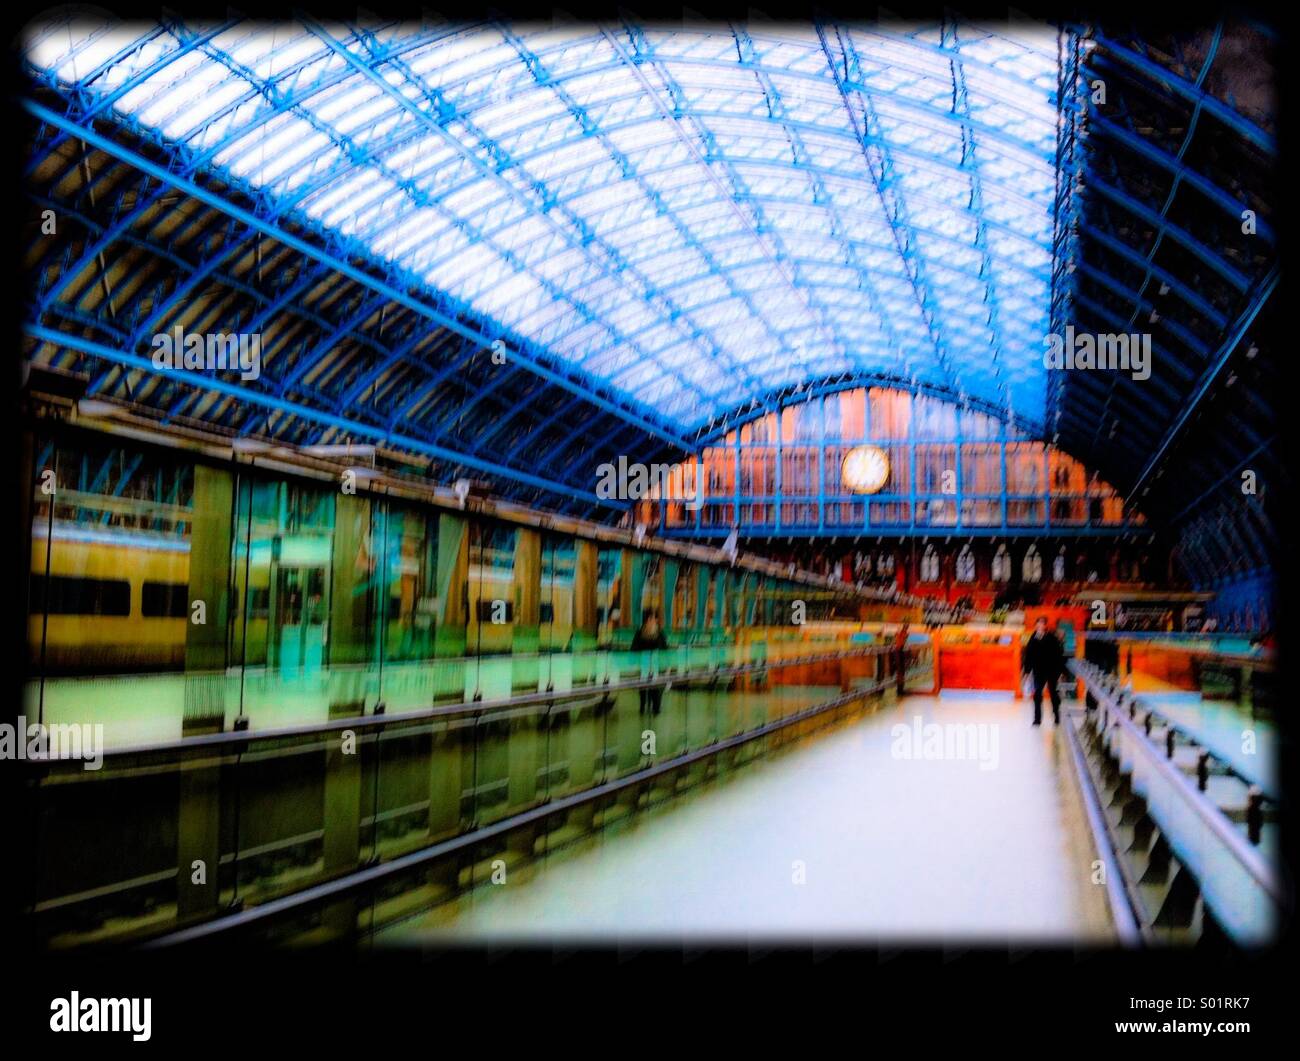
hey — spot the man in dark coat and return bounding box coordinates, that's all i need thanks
[1022,616,1066,725]
[892,623,910,695]
[632,609,669,714]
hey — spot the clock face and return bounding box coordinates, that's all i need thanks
[842,445,890,494]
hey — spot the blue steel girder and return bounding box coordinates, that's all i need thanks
[28,186,444,410]
[1167,434,1276,526]
[703,191,1050,281]
[1125,266,1277,505]
[1053,400,1159,461]
[403,349,654,473]
[1172,529,1215,585]
[390,111,1053,264]
[817,23,963,398]
[724,21,921,387]
[93,213,272,383]
[415,369,529,447]
[1239,492,1278,555]
[1073,264,1214,370]
[387,340,491,425]
[26,324,623,509]
[533,403,666,477]
[1069,286,1202,385]
[1076,223,1227,328]
[272,286,398,398]
[1204,508,1262,573]
[690,371,1044,448]
[297,20,743,413]
[34,238,647,494]
[221,261,393,413]
[384,21,769,403]
[155,21,697,410]
[1034,327,1180,455]
[226,35,1058,185]
[1084,176,1251,293]
[33,102,345,325]
[1081,83,1274,245]
[467,371,575,454]
[1088,31,1275,153]
[1060,289,1211,434]
[600,22,845,372]
[1049,27,1085,332]
[430,171,1053,332]
[342,331,470,415]
[941,18,1011,408]
[22,19,1066,431]
[98,452,146,524]
[1081,87,1275,246]
[1162,415,1276,512]
[73,22,236,124]
[35,167,665,457]
[25,99,692,451]
[525,392,619,466]
[1051,382,1168,451]
[1065,25,1273,476]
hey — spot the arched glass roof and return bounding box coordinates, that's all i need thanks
[25,17,1061,431]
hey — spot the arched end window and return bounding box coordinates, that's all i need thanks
[1052,549,1067,583]
[920,545,940,583]
[956,545,976,583]
[1023,545,1043,584]
[990,544,1010,582]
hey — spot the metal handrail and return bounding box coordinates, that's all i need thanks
[144,677,890,947]
[1084,632,1274,672]
[1058,702,1144,946]
[1070,661,1282,904]
[26,644,895,764]
[1071,660,1277,800]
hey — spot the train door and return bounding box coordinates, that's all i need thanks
[268,546,331,679]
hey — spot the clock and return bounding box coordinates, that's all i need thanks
[841,444,890,494]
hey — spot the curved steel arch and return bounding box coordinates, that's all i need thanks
[688,370,1045,446]
[22,16,1279,579]
[24,16,1062,427]
[1048,21,1278,588]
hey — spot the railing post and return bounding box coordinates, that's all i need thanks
[321,716,366,940]
[1247,786,1264,845]
[176,754,223,921]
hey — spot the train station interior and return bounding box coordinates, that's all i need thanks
[12,11,1283,957]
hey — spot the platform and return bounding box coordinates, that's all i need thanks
[384,694,1114,943]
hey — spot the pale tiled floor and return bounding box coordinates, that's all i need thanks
[386,694,1116,945]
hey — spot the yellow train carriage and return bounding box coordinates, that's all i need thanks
[30,528,190,673]
[465,566,576,654]
[31,526,579,673]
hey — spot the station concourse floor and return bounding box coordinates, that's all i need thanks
[383,692,1116,945]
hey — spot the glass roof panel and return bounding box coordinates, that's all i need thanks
[25,16,1061,431]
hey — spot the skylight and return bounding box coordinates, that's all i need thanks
[25,18,1062,432]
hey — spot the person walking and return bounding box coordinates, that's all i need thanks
[632,609,669,715]
[1022,616,1065,725]
[892,622,910,695]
